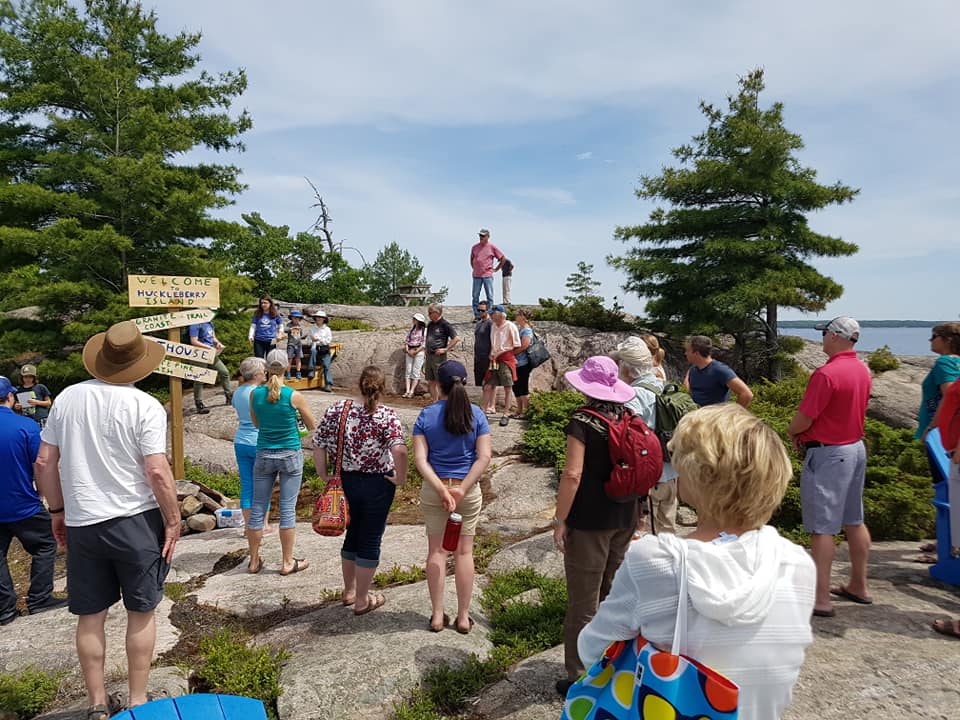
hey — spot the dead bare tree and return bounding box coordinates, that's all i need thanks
[305,176,338,254]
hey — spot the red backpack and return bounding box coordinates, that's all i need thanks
[578,408,664,503]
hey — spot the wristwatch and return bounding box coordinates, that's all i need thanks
[550,515,562,528]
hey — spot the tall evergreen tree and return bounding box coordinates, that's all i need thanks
[0,0,251,377]
[365,242,426,306]
[610,69,858,377]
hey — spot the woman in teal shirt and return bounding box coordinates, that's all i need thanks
[247,349,317,575]
[916,323,960,440]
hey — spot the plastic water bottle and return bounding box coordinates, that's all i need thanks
[295,409,308,437]
[442,512,463,551]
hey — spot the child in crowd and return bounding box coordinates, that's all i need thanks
[17,364,52,427]
[501,258,515,304]
[285,310,304,379]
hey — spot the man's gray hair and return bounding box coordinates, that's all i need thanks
[239,356,266,381]
[427,304,442,315]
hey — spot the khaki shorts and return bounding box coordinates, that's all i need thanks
[424,352,445,381]
[421,479,482,536]
[485,362,513,388]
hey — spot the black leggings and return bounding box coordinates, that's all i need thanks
[514,363,532,398]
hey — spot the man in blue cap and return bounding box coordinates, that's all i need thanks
[189,314,233,414]
[0,375,65,625]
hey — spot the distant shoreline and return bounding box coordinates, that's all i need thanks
[779,320,948,329]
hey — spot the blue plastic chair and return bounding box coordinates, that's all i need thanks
[925,428,960,586]
[111,694,267,720]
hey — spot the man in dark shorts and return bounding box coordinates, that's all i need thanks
[424,304,460,402]
[473,301,492,387]
[787,316,872,618]
[35,321,180,719]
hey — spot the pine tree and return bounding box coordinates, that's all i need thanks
[610,69,858,377]
[0,0,251,376]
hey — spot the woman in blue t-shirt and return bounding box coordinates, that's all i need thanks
[232,356,272,534]
[248,295,285,358]
[247,350,316,575]
[413,360,491,633]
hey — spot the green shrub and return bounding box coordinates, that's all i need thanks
[183,459,241,500]
[0,666,65,720]
[867,345,900,373]
[863,480,934,540]
[533,297,634,332]
[521,390,584,467]
[193,629,289,720]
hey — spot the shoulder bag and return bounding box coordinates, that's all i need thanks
[561,537,740,719]
[312,400,352,536]
[525,330,551,369]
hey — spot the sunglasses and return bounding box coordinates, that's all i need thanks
[930,335,940,341]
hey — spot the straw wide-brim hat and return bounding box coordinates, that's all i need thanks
[565,355,635,404]
[83,320,166,385]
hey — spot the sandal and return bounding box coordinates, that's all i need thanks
[429,613,450,632]
[919,542,937,553]
[248,557,263,574]
[279,558,310,576]
[932,618,960,639]
[455,617,475,634]
[354,593,386,616]
[87,705,110,720]
[913,553,937,564]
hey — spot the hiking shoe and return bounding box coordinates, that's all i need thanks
[196,403,210,415]
[295,373,302,379]
[27,596,68,615]
[225,393,233,406]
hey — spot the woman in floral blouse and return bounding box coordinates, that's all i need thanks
[313,366,407,615]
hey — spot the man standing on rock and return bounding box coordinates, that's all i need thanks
[0,375,66,626]
[473,300,492,389]
[35,321,181,718]
[787,316,872,618]
[424,304,460,402]
[470,228,504,321]
[683,335,753,407]
[482,305,520,423]
[189,315,233,414]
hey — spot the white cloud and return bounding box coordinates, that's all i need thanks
[576,152,593,160]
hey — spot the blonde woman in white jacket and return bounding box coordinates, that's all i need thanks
[578,404,816,720]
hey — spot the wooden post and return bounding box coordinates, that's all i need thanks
[168,318,185,480]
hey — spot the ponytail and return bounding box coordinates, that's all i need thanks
[442,379,473,435]
[267,372,284,403]
[359,365,385,414]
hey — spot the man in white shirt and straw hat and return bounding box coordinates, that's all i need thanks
[35,320,180,719]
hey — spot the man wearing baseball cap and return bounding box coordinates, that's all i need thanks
[788,316,872,618]
[35,321,180,717]
[469,228,505,321]
[0,375,65,625]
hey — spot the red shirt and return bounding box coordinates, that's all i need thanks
[935,379,960,452]
[797,351,871,445]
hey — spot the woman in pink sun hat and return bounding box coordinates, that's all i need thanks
[553,355,640,696]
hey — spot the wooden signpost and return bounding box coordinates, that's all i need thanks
[127,275,221,480]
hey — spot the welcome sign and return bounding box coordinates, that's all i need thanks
[128,274,220,308]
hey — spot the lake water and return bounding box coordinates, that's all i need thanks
[780,326,934,356]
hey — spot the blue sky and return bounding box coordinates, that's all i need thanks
[152,0,958,320]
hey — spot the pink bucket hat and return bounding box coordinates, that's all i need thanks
[564,356,635,403]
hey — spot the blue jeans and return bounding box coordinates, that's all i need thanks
[340,471,397,568]
[250,449,303,529]
[234,442,258,509]
[472,276,494,318]
[308,346,333,386]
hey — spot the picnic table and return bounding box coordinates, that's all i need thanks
[386,283,435,306]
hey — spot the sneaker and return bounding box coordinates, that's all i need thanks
[296,373,302,379]
[225,393,233,406]
[307,371,315,379]
[321,386,333,393]
[0,612,18,626]
[555,679,573,696]
[284,373,291,379]
[196,402,210,415]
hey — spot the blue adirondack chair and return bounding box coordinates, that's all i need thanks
[925,428,960,586]
[111,694,267,720]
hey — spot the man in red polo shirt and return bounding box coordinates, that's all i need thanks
[787,316,872,618]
